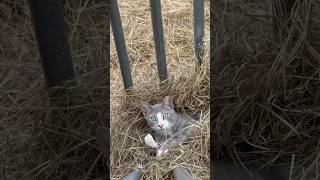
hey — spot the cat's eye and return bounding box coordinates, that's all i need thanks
[150,116,157,121]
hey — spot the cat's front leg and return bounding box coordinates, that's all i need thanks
[144,134,159,149]
[156,145,169,156]
[144,134,168,156]
[156,128,191,157]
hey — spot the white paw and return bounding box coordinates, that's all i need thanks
[156,148,168,157]
[144,134,158,149]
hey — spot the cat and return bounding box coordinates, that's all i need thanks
[141,96,199,156]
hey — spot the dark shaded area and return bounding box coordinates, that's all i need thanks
[212,160,289,180]
[211,0,320,179]
[0,0,109,179]
[29,0,75,88]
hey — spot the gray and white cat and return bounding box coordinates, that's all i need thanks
[141,96,199,156]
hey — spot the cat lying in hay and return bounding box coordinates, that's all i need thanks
[141,96,200,157]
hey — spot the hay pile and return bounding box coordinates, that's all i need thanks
[110,0,210,179]
[213,0,320,179]
[0,0,108,179]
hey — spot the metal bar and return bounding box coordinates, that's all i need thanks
[111,0,133,89]
[193,0,204,65]
[149,0,168,81]
[29,0,75,88]
[173,167,195,180]
[212,160,290,180]
[96,127,109,157]
[272,0,295,41]
[123,168,142,180]
[272,0,295,19]
[96,127,109,180]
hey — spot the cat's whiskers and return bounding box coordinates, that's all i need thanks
[141,96,199,156]
[165,127,169,140]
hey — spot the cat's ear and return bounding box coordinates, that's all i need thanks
[141,103,151,116]
[162,96,174,109]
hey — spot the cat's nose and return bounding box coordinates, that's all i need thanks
[158,124,163,128]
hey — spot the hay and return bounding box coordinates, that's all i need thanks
[0,0,108,179]
[213,0,320,179]
[110,0,210,179]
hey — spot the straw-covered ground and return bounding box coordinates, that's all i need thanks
[213,0,320,179]
[110,0,210,179]
[1,0,108,179]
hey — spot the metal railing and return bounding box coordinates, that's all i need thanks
[111,0,134,89]
[272,0,296,41]
[150,0,168,82]
[193,0,204,65]
[111,0,205,90]
[29,0,75,88]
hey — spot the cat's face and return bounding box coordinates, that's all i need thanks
[141,96,175,131]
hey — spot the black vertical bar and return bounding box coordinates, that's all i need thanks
[111,0,133,90]
[272,0,295,41]
[149,0,168,81]
[193,0,204,65]
[29,0,75,88]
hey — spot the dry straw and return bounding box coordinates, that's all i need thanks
[213,0,320,179]
[110,0,210,179]
[1,0,108,179]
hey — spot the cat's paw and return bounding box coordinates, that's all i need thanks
[144,134,158,149]
[156,148,168,157]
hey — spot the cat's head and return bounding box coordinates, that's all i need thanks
[141,96,175,131]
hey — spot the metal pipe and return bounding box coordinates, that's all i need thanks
[212,160,290,180]
[193,0,204,65]
[149,0,168,81]
[111,0,133,89]
[272,0,295,20]
[173,167,194,180]
[123,168,142,180]
[96,127,109,157]
[272,0,295,41]
[28,0,75,88]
